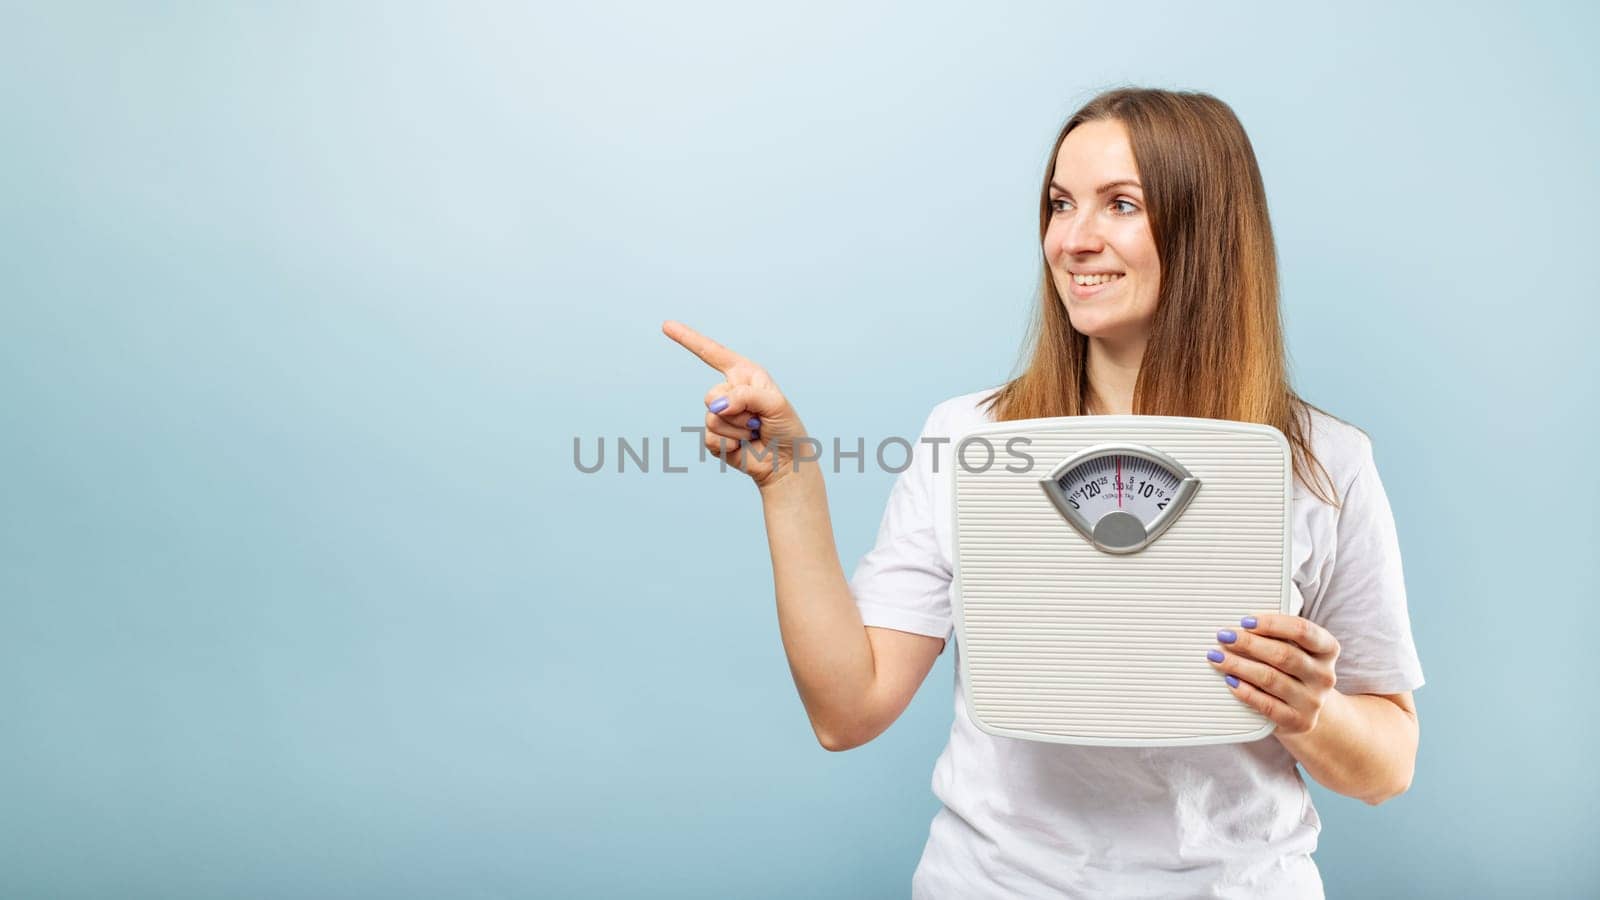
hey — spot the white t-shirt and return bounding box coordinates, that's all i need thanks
[848,389,1426,900]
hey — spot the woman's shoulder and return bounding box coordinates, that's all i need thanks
[921,387,1007,437]
[1299,402,1375,477]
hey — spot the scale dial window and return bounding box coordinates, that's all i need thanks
[1039,443,1201,554]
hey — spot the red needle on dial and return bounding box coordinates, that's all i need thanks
[1117,456,1122,507]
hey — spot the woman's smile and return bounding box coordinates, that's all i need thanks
[1066,270,1126,299]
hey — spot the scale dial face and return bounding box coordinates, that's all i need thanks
[1038,443,1201,554]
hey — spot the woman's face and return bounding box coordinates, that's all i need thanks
[1044,119,1161,345]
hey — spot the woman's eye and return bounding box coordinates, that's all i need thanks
[1049,198,1072,213]
[1110,198,1139,215]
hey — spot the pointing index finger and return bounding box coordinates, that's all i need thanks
[662,319,746,374]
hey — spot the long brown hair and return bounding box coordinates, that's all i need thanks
[983,87,1343,506]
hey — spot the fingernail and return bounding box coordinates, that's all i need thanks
[747,416,760,429]
[1225,675,1240,688]
[1241,616,1258,629]
[1206,649,1225,663]
[1217,629,1237,644]
[709,397,729,413]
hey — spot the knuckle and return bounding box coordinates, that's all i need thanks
[1272,644,1295,670]
[1258,664,1285,695]
[1252,692,1272,716]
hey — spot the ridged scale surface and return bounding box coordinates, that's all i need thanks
[952,417,1290,747]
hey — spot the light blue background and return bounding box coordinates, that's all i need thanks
[2,2,1595,897]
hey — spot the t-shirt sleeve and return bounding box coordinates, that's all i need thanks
[1304,438,1426,695]
[846,405,955,650]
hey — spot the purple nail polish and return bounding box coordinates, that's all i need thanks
[747,416,760,429]
[1207,649,1225,663]
[1225,675,1240,688]
[1217,629,1237,644]
[1241,616,1258,629]
[709,397,729,413]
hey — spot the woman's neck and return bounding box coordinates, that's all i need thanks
[1085,333,1148,415]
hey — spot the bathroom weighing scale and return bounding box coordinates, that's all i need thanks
[950,415,1291,747]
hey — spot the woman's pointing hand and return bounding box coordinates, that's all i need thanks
[662,320,809,489]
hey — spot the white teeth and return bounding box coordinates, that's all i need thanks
[1072,272,1124,286]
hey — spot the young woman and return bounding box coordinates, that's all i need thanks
[663,87,1424,899]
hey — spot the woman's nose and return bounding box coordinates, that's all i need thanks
[1056,211,1103,257]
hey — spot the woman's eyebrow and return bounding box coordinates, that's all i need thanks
[1049,179,1143,195]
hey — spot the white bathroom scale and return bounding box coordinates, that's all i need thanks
[950,415,1291,747]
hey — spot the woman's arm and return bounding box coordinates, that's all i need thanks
[760,461,944,750]
[1208,614,1419,805]
[1274,691,1418,805]
[662,321,942,751]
